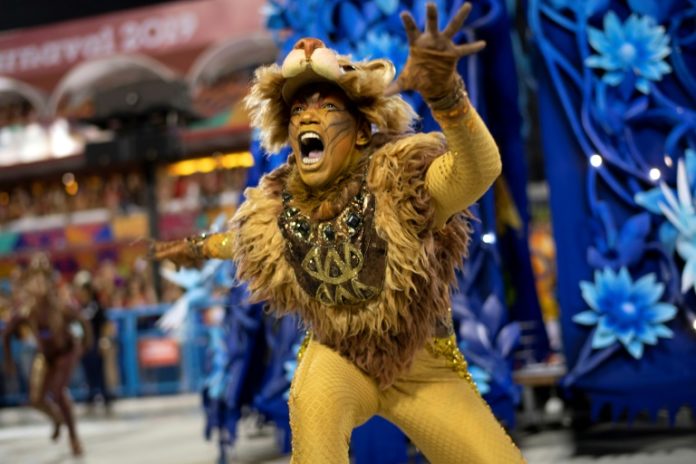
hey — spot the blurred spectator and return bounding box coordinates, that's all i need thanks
[94,260,126,308]
[0,165,249,227]
[73,270,113,411]
[123,260,156,309]
[125,173,146,211]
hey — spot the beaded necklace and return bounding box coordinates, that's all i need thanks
[278,160,387,307]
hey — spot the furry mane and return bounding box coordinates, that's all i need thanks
[232,132,472,387]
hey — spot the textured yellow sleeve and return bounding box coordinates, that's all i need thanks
[425,97,502,229]
[201,232,236,260]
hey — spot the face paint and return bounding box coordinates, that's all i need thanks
[288,84,366,189]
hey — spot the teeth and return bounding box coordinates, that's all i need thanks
[300,132,321,142]
[302,157,321,165]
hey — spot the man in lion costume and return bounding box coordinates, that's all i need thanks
[154,3,526,462]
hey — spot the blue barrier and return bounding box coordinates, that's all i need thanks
[1,299,224,407]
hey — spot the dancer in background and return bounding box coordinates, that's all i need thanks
[154,3,525,462]
[2,254,91,456]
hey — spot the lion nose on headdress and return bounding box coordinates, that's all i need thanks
[281,37,342,102]
[293,38,327,59]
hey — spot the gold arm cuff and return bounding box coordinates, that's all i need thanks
[432,98,472,129]
[201,232,235,260]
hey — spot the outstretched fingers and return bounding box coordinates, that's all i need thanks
[442,2,473,38]
[400,11,420,44]
[425,2,439,36]
[150,239,182,261]
[455,40,486,57]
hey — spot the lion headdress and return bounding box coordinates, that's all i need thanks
[244,38,418,153]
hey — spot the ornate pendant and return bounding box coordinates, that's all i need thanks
[278,176,387,307]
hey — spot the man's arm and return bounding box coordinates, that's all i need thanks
[426,87,501,228]
[151,231,236,268]
[201,232,236,260]
[395,3,500,228]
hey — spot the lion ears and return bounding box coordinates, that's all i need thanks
[340,57,396,88]
[365,59,396,87]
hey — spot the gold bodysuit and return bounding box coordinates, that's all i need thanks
[201,97,525,463]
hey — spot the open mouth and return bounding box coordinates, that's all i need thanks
[299,131,325,165]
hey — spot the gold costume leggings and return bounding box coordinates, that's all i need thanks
[288,338,526,464]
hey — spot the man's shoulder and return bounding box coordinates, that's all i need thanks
[370,132,446,181]
[243,163,291,200]
[373,131,446,160]
[232,164,288,229]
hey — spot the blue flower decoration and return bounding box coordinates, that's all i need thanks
[455,294,521,404]
[375,0,399,15]
[549,0,609,17]
[574,267,676,359]
[467,363,491,395]
[655,163,696,293]
[262,0,286,30]
[585,11,672,94]
[626,0,682,24]
[636,149,696,292]
[355,31,409,72]
[591,81,649,135]
[635,150,696,254]
[587,202,650,270]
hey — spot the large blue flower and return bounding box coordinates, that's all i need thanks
[635,149,696,292]
[585,11,672,94]
[635,151,696,254]
[574,267,676,359]
[656,163,696,293]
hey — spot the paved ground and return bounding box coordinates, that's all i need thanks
[518,424,696,464]
[1,394,694,463]
[0,394,289,464]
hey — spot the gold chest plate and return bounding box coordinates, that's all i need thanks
[278,187,387,307]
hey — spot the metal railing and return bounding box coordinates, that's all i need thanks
[1,298,224,406]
